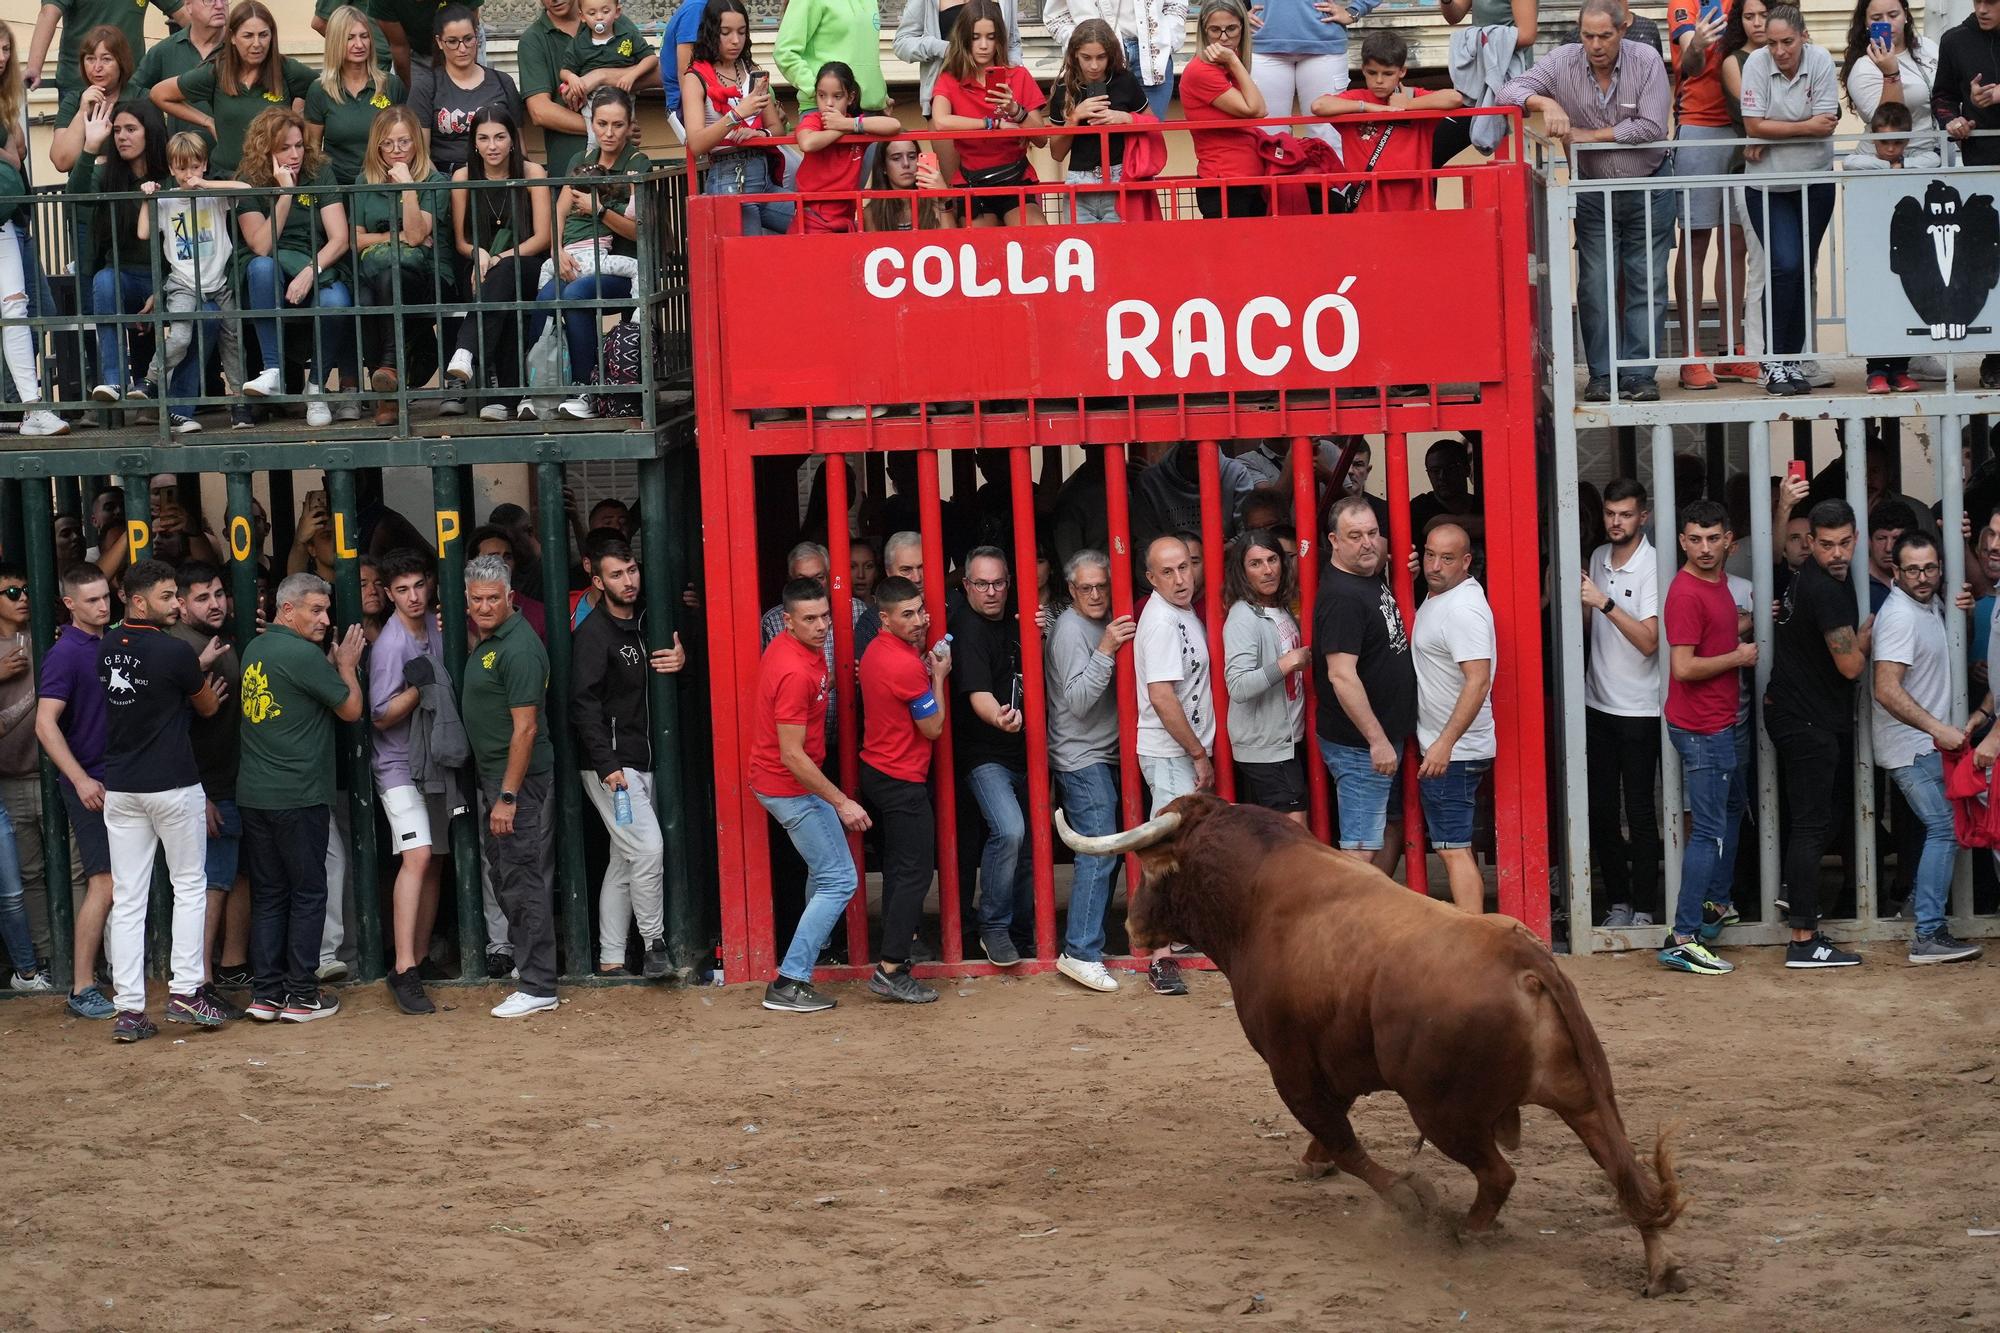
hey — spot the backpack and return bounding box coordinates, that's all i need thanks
[590,320,645,419]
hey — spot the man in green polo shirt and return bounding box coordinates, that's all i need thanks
[461,553,559,1018]
[130,0,222,98]
[237,573,364,1025]
[517,0,587,172]
[26,0,183,102]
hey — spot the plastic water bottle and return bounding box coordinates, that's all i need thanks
[613,785,633,827]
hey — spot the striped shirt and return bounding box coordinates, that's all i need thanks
[1497,40,1671,180]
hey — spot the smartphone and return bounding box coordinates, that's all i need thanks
[304,488,328,514]
[1699,0,1723,22]
[1008,674,1024,714]
[1081,79,1108,101]
[918,150,940,176]
[750,69,769,88]
[1869,18,1893,46]
[1787,459,1807,485]
[985,66,1012,96]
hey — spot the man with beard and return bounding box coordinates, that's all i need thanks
[171,561,251,1010]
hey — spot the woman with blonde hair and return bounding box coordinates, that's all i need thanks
[307,5,407,184]
[352,105,452,423]
[153,1,315,175]
[236,105,357,427]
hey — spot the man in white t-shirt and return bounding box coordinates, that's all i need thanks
[1870,531,1983,965]
[1411,522,1495,914]
[1580,478,1662,928]
[1132,534,1212,998]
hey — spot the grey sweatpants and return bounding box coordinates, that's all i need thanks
[157,272,246,389]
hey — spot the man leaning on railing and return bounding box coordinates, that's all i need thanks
[1499,0,1673,403]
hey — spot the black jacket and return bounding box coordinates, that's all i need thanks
[1936,17,2000,165]
[570,603,652,780]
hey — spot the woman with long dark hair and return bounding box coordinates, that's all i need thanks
[68,96,169,404]
[153,2,315,175]
[682,0,794,236]
[1179,0,1267,219]
[410,5,522,175]
[1223,529,1311,823]
[1840,0,1936,132]
[930,0,1047,227]
[445,105,551,420]
[861,136,958,232]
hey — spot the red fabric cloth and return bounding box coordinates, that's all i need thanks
[933,66,1046,174]
[1178,58,1264,182]
[1944,746,2000,848]
[1663,569,1741,734]
[750,631,829,798]
[859,632,935,782]
[688,59,785,186]
[1116,112,1167,221]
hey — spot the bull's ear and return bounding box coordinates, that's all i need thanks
[1137,845,1180,891]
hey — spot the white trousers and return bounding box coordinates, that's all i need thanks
[104,785,209,1011]
[1732,189,1770,358]
[580,768,665,965]
[0,222,44,403]
[1249,52,1349,151]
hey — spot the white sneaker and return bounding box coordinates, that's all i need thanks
[822,404,886,421]
[1797,359,1835,388]
[91,383,123,403]
[479,402,509,422]
[1910,354,1947,382]
[445,348,475,383]
[438,396,466,417]
[1056,954,1120,993]
[305,385,332,429]
[243,367,283,397]
[11,970,54,992]
[20,410,69,438]
[491,990,558,1018]
[516,399,539,420]
[316,959,349,982]
[557,396,596,420]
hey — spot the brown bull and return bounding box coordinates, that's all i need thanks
[1057,794,1688,1296]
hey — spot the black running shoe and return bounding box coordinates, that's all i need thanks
[868,966,940,1004]
[1148,958,1189,996]
[762,977,836,1013]
[485,949,514,979]
[980,932,1022,967]
[196,983,247,1021]
[642,938,671,979]
[1785,933,1862,969]
[214,963,253,990]
[389,967,435,1015]
[281,988,342,1022]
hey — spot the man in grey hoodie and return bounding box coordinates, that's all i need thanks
[1044,550,1134,994]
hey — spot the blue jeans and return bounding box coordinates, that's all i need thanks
[1574,183,1677,382]
[967,762,1034,940]
[756,790,856,983]
[1318,739,1398,851]
[1743,183,1835,357]
[525,273,633,384]
[1055,763,1119,961]
[1668,724,1741,939]
[1123,39,1175,119]
[90,265,152,388]
[704,152,796,236]
[243,256,356,382]
[1418,758,1490,849]
[1887,749,1955,936]
[204,795,241,892]
[0,796,33,972]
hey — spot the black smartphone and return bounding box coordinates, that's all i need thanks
[1008,674,1024,714]
[1082,80,1108,101]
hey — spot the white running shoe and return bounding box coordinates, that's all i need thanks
[243,367,283,397]
[11,969,54,992]
[557,397,596,420]
[479,402,509,422]
[1056,954,1120,993]
[445,348,475,383]
[20,410,69,438]
[516,399,539,420]
[305,384,332,429]
[490,990,558,1018]
[91,383,123,403]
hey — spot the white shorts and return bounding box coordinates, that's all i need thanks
[380,783,450,853]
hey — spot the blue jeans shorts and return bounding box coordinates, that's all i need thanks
[1318,739,1400,850]
[205,795,242,891]
[1418,759,1490,850]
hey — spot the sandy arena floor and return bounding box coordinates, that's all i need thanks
[4,949,1999,1331]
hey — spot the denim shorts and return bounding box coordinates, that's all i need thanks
[59,781,111,878]
[1317,739,1399,850]
[204,795,242,891]
[1418,759,1490,850]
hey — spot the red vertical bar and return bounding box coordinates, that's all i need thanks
[824,457,868,962]
[1103,446,1146,897]
[1010,448,1057,961]
[1291,437,1330,844]
[917,449,964,965]
[1383,432,1427,897]
[1196,440,1235,800]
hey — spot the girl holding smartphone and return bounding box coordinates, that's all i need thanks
[683,0,794,236]
[930,0,1047,226]
[1046,20,1148,224]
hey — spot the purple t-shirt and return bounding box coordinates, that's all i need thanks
[368,614,446,790]
[38,624,107,782]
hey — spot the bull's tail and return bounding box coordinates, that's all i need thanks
[1535,959,1687,1234]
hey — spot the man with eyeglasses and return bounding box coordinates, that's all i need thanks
[1044,549,1135,994]
[1872,532,1984,966]
[950,545,1036,968]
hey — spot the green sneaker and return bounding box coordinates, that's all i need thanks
[1698,901,1740,941]
[1658,938,1734,976]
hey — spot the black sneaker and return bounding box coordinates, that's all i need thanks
[1618,378,1660,402]
[1148,958,1189,996]
[868,966,940,1004]
[1583,376,1611,403]
[214,963,253,990]
[1785,934,1862,969]
[230,405,256,429]
[1908,931,1984,965]
[980,932,1022,967]
[281,988,342,1022]
[389,967,435,1014]
[1698,900,1740,941]
[642,938,671,979]
[485,949,514,979]
[908,937,939,964]
[195,983,247,1022]
[762,977,836,1013]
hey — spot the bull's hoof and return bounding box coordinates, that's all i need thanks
[1641,1266,1690,1298]
[1383,1172,1437,1223]
[1295,1153,1338,1182]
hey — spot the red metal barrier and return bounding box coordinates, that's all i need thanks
[690,111,1549,981]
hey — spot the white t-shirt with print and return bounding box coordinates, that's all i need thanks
[1411,576,1497,759]
[1135,594,1214,757]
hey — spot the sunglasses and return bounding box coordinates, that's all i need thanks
[0,587,24,601]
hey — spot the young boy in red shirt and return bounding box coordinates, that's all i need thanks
[1311,31,1464,212]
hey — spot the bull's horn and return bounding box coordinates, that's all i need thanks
[1053,808,1182,856]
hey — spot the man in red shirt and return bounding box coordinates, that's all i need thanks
[751,577,872,1014]
[1311,31,1463,213]
[1660,498,1756,976]
[858,577,950,1004]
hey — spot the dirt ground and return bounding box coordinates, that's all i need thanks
[4,949,1999,1332]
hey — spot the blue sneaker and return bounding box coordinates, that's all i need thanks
[1658,939,1734,976]
[66,986,116,1019]
[1699,901,1740,941]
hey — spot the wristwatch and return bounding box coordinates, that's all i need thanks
[499,790,517,805]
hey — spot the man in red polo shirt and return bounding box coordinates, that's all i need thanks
[858,576,950,1005]
[752,576,872,1014]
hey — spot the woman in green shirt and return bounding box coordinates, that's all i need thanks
[350,104,452,424]
[237,106,357,428]
[48,24,132,173]
[152,0,315,176]
[305,5,407,184]
[525,86,645,421]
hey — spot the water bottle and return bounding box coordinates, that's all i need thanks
[613,784,633,827]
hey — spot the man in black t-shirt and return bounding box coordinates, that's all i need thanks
[950,545,1033,968]
[1765,498,1870,968]
[1314,496,1417,875]
[99,560,229,1042]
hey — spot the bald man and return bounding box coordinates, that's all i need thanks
[1133,535,1212,996]
[1410,523,1496,913]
